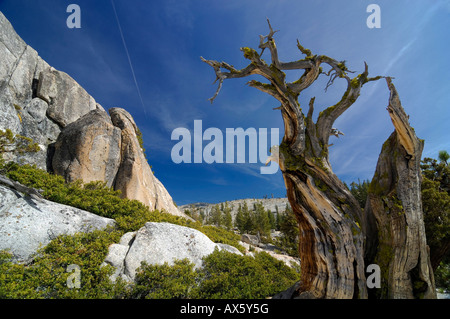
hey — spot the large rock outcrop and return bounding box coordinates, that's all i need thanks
[51,107,187,218]
[0,11,187,219]
[36,67,101,128]
[52,109,122,188]
[109,107,183,217]
[0,12,104,170]
[0,184,116,263]
[102,222,243,282]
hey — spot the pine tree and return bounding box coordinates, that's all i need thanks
[222,202,233,230]
[267,209,276,230]
[235,204,245,233]
[254,202,271,239]
[209,204,222,227]
[242,202,253,234]
[277,204,299,256]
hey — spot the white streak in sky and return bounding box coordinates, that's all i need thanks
[110,0,147,117]
[383,2,442,75]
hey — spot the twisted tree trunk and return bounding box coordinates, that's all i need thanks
[202,20,435,299]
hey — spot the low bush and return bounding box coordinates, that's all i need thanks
[128,249,300,299]
[130,259,198,299]
[194,249,299,299]
[0,228,127,299]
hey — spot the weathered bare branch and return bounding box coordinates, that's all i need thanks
[258,19,281,68]
[315,62,386,149]
[0,174,44,202]
[278,60,315,70]
[247,80,282,100]
[385,77,418,157]
[296,39,313,57]
[200,56,257,103]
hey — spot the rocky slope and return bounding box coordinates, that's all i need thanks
[0,184,116,263]
[0,11,187,219]
[180,197,291,222]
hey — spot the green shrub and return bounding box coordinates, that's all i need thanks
[194,249,300,299]
[130,259,198,299]
[127,249,300,299]
[3,162,246,250]
[197,225,244,253]
[435,262,450,291]
[2,162,188,232]
[0,228,127,299]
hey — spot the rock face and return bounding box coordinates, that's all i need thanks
[51,107,187,218]
[36,67,100,127]
[0,185,116,263]
[109,108,184,217]
[0,11,187,219]
[52,109,122,188]
[102,222,242,282]
[0,12,104,170]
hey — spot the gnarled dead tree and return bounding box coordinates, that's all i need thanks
[201,20,435,299]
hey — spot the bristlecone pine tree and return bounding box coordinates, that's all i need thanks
[201,20,436,299]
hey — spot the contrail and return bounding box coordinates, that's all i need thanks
[110,0,147,117]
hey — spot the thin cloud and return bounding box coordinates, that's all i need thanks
[383,2,442,75]
[110,0,148,118]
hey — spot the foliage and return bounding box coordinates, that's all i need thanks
[130,259,198,299]
[435,262,450,291]
[0,229,127,299]
[0,150,300,299]
[420,155,450,289]
[1,162,245,253]
[1,240,299,299]
[193,249,300,299]
[2,162,186,232]
[0,128,40,156]
[198,226,244,253]
[130,249,300,299]
[222,202,233,230]
[349,179,370,209]
[234,201,276,241]
[252,202,272,240]
[208,204,222,227]
[438,150,449,165]
[348,152,450,291]
[234,202,249,234]
[207,202,233,230]
[275,204,299,256]
[421,176,449,247]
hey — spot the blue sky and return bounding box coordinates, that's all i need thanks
[1,0,449,205]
